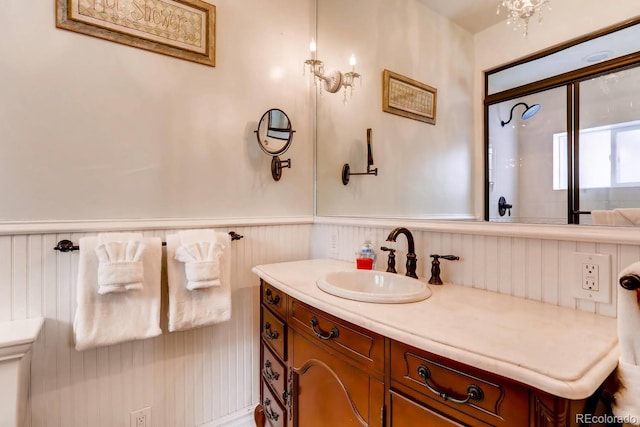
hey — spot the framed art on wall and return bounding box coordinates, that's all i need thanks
[56,0,216,67]
[383,69,437,124]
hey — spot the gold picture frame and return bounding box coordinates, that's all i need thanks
[382,69,437,125]
[56,0,216,67]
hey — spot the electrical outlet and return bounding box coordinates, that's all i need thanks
[573,253,611,303]
[130,407,151,427]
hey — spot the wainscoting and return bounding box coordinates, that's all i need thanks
[0,220,311,427]
[312,219,640,318]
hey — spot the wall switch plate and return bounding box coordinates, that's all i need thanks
[130,407,151,427]
[573,252,611,303]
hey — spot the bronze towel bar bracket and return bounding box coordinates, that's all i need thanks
[53,231,244,253]
[620,273,640,291]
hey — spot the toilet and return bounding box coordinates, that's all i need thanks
[0,318,44,427]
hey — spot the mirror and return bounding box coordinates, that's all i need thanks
[256,108,295,181]
[315,0,475,220]
[315,0,640,224]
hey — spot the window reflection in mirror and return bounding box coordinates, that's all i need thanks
[485,18,640,225]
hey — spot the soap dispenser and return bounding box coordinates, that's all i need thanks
[356,239,377,270]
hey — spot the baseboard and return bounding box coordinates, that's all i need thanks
[198,405,256,427]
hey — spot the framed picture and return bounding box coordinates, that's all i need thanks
[56,0,216,67]
[382,69,437,125]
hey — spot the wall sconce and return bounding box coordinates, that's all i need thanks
[304,39,361,103]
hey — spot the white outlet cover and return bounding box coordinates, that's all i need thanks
[573,252,611,303]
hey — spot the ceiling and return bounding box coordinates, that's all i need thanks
[421,0,506,33]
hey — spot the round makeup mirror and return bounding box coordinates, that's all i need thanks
[255,108,295,181]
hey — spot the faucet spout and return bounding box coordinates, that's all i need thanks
[386,227,418,279]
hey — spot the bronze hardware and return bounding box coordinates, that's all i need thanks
[263,360,279,381]
[417,365,484,405]
[309,316,339,340]
[386,227,418,279]
[263,398,279,422]
[380,246,397,273]
[342,128,378,185]
[263,322,279,340]
[265,289,281,306]
[498,196,512,217]
[271,156,291,181]
[53,232,243,253]
[620,274,640,290]
[428,254,460,285]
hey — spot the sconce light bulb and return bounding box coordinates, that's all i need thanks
[309,39,317,53]
[349,54,357,67]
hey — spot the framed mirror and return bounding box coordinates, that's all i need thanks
[256,108,295,181]
[256,109,294,156]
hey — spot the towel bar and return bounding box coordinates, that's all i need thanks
[620,274,640,290]
[53,231,244,253]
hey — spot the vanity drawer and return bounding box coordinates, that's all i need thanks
[262,281,288,319]
[262,343,287,403]
[262,380,286,427]
[289,299,384,374]
[262,307,287,361]
[390,341,528,426]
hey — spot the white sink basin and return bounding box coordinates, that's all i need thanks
[316,270,431,303]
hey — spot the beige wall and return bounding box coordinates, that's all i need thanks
[0,1,314,221]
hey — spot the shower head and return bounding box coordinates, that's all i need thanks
[501,102,541,127]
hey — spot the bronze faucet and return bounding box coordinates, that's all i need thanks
[428,254,460,285]
[386,227,418,279]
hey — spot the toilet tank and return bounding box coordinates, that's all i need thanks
[0,318,44,427]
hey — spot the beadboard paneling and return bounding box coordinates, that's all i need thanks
[312,223,640,316]
[0,223,311,427]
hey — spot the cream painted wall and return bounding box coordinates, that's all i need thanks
[315,0,475,219]
[473,1,640,218]
[0,0,314,221]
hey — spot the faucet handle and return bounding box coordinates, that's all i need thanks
[380,246,397,274]
[430,254,459,261]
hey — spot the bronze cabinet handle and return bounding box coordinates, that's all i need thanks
[265,288,281,306]
[263,360,280,381]
[417,365,484,405]
[263,322,279,340]
[263,398,279,421]
[309,316,339,340]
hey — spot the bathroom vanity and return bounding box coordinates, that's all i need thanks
[253,259,619,427]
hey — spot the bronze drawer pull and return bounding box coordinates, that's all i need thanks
[265,288,281,305]
[263,360,280,381]
[310,316,339,340]
[264,322,279,340]
[263,398,280,421]
[417,365,484,405]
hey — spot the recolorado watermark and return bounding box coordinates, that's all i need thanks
[576,413,639,425]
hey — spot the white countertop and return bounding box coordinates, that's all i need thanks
[252,259,619,400]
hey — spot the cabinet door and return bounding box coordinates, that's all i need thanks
[291,330,384,427]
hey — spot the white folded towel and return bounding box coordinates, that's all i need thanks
[73,233,162,351]
[95,240,145,294]
[613,261,640,424]
[592,208,640,226]
[166,229,231,332]
[175,239,224,290]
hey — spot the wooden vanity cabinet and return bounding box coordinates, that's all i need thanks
[255,281,612,427]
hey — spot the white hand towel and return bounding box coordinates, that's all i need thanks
[175,239,224,290]
[613,261,640,423]
[73,234,162,351]
[166,230,231,332]
[95,240,145,294]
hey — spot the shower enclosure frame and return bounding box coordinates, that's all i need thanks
[483,16,640,224]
